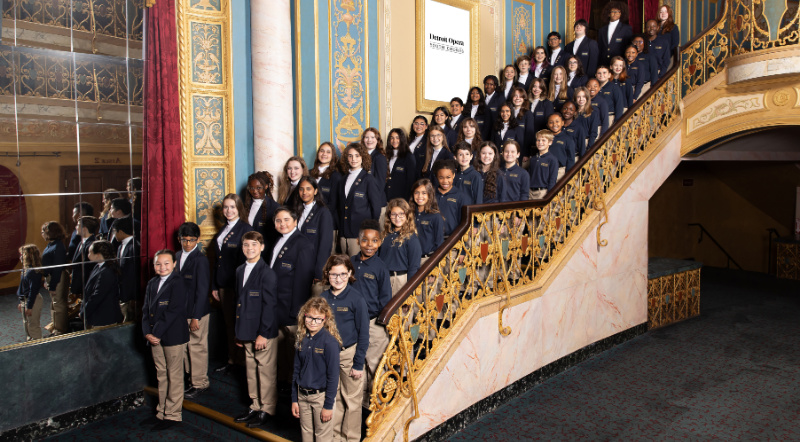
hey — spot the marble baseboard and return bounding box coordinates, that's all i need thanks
[416,323,647,442]
[0,391,144,441]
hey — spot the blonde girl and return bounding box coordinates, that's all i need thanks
[18,244,45,341]
[379,198,422,294]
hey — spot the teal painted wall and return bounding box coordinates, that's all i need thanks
[232,0,254,191]
[505,0,570,67]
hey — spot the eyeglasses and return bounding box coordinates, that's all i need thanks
[305,316,325,324]
[430,134,444,139]
[179,237,198,243]
[390,213,406,219]
[329,272,349,280]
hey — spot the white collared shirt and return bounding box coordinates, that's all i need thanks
[118,235,134,259]
[157,274,169,293]
[464,137,473,145]
[500,122,509,140]
[242,261,257,287]
[504,80,514,97]
[550,47,562,65]
[485,91,495,106]
[535,63,544,77]
[216,218,238,249]
[430,147,443,165]
[519,73,529,85]
[530,98,540,112]
[298,202,315,229]
[248,198,264,226]
[608,20,619,43]
[409,135,424,153]
[316,165,328,184]
[389,149,399,171]
[567,71,576,86]
[180,245,197,271]
[344,168,362,197]
[574,35,585,50]
[270,228,297,268]
[450,115,460,129]
[470,105,478,118]
[513,107,520,118]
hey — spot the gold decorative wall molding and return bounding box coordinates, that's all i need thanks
[727,47,800,83]
[177,0,236,240]
[687,93,765,134]
[383,0,393,136]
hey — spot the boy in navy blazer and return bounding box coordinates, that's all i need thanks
[142,250,189,431]
[70,216,99,298]
[176,222,211,398]
[598,3,633,64]
[232,231,280,429]
[112,216,139,323]
[566,20,600,77]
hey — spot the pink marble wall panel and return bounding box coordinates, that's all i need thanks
[405,135,682,439]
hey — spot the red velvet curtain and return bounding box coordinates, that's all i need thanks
[628,0,642,34]
[142,0,184,271]
[576,0,592,22]
[644,0,660,25]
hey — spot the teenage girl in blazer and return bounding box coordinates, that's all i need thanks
[268,207,316,328]
[500,64,520,102]
[385,128,417,202]
[548,66,570,111]
[574,86,604,149]
[421,125,454,181]
[278,156,309,206]
[455,118,483,154]
[659,5,680,52]
[409,179,445,261]
[211,193,254,372]
[464,87,494,142]
[529,78,556,135]
[408,116,429,179]
[294,177,335,295]
[531,46,551,83]
[491,103,525,155]
[611,56,635,108]
[245,171,280,250]
[361,128,388,204]
[83,240,123,328]
[310,142,342,207]
[509,87,536,163]
[565,55,589,89]
[432,106,457,148]
[331,142,383,256]
[17,244,46,341]
[474,141,506,204]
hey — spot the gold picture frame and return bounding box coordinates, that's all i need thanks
[415,0,480,113]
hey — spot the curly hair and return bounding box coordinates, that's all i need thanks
[294,297,343,350]
[602,1,629,24]
[244,171,276,220]
[382,198,417,245]
[341,142,372,173]
[19,244,42,273]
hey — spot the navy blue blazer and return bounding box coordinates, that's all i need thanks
[385,154,417,202]
[369,149,389,205]
[442,124,458,148]
[331,170,383,238]
[235,259,278,341]
[42,240,67,289]
[530,99,556,135]
[664,25,680,52]
[549,48,566,67]
[268,230,315,327]
[211,220,254,290]
[599,23,633,63]
[177,247,211,320]
[67,230,81,261]
[424,147,455,182]
[565,37,600,77]
[648,35,672,78]
[70,236,96,295]
[514,109,536,157]
[298,203,334,281]
[491,125,525,155]
[117,238,140,303]
[485,92,506,115]
[317,170,342,207]
[142,273,189,346]
[567,74,589,89]
[600,81,625,117]
[501,80,524,102]
[248,197,280,250]
[627,60,646,99]
[464,104,494,141]
[449,114,466,134]
[83,264,122,327]
[410,135,428,179]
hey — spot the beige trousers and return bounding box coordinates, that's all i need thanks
[152,343,186,421]
[529,189,547,200]
[299,390,334,442]
[557,167,565,181]
[339,237,361,257]
[120,300,137,323]
[333,344,363,442]
[243,338,278,414]
[278,325,298,382]
[389,273,407,296]
[311,281,327,298]
[21,293,43,341]
[49,270,70,333]
[185,314,210,389]
[363,318,390,407]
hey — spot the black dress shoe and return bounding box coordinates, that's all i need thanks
[150,420,180,431]
[184,387,207,398]
[246,411,271,428]
[214,364,233,374]
[234,409,260,423]
[140,416,160,425]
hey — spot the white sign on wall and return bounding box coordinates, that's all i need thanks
[416,0,478,113]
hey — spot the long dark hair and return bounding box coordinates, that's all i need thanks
[455,117,483,152]
[409,115,429,140]
[310,142,339,180]
[510,86,531,119]
[244,171,275,227]
[565,55,586,78]
[387,128,411,160]
[493,104,519,132]
[473,141,501,200]
[465,86,488,117]
[423,126,449,174]
[89,240,121,276]
[293,176,326,216]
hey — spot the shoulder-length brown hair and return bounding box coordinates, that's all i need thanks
[41,221,66,242]
[383,198,417,245]
[409,179,440,214]
[19,244,43,272]
[294,297,343,349]
[341,142,372,173]
[310,142,339,180]
[278,156,309,204]
[322,254,357,285]
[222,193,248,223]
[423,125,449,174]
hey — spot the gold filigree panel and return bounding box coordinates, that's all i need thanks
[647,269,701,329]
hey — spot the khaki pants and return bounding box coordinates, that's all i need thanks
[639,81,651,99]
[277,325,298,383]
[218,287,239,365]
[339,237,361,257]
[608,115,615,126]
[389,273,407,296]
[334,344,363,442]
[557,167,565,181]
[311,281,327,298]
[529,189,547,200]
[49,270,70,334]
[152,343,186,421]
[244,338,278,414]
[185,314,210,389]
[21,293,44,341]
[120,300,137,323]
[377,206,387,229]
[363,318,390,407]
[299,390,334,442]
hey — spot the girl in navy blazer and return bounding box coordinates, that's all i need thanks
[278,156,309,206]
[211,193,254,371]
[331,143,383,256]
[294,177,334,295]
[17,244,46,341]
[611,56,635,109]
[269,207,317,328]
[531,46,551,83]
[83,240,123,328]
[491,103,525,156]
[529,78,556,136]
[515,55,535,93]
[432,106,457,148]
[455,117,483,154]
[500,64,520,102]
[548,66,570,111]
[310,142,342,207]
[421,125,454,181]
[245,171,280,249]
[142,249,189,428]
[659,5,680,52]
[509,87,536,163]
[474,141,506,204]
[385,128,417,202]
[361,128,389,204]
[409,179,445,261]
[565,55,589,90]
[408,115,429,178]
[41,221,69,335]
[464,87,494,142]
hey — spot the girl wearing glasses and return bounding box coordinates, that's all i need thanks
[380,198,422,294]
[320,254,369,442]
[291,296,342,441]
[245,171,280,249]
[421,125,454,181]
[408,115,429,178]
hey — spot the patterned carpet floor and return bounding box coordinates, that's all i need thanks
[0,290,52,348]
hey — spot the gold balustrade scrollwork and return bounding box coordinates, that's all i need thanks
[681,0,729,95]
[366,68,682,441]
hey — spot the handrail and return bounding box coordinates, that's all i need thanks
[688,223,743,269]
[379,52,682,325]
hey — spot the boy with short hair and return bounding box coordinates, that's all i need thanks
[232,231,279,429]
[433,159,472,237]
[529,130,560,200]
[595,65,625,122]
[453,142,484,205]
[112,216,139,322]
[547,113,577,179]
[498,140,530,202]
[176,222,211,398]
